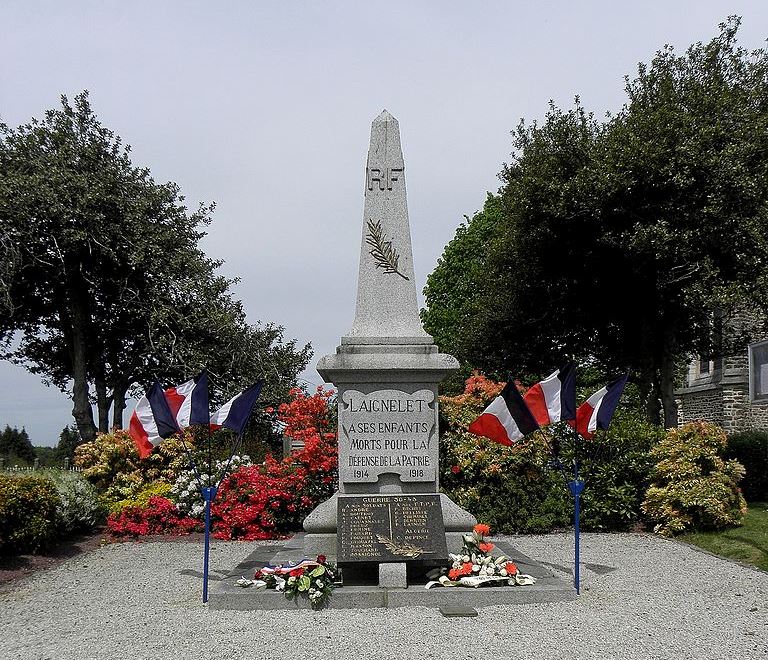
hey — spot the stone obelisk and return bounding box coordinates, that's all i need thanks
[304,111,475,582]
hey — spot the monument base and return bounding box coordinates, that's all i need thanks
[207,536,577,610]
[304,492,477,534]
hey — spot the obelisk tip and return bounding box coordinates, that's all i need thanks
[373,109,396,124]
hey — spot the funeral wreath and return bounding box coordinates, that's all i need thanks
[426,523,536,588]
[236,555,339,610]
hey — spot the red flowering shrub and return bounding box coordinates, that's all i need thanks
[278,386,336,445]
[106,496,201,537]
[211,387,338,540]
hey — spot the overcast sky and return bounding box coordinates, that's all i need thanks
[1,1,766,447]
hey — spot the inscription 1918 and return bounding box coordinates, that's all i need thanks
[367,166,403,191]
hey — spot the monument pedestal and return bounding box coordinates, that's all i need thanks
[304,339,477,585]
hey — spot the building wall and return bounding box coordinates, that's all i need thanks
[676,310,768,433]
[677,386,724,428]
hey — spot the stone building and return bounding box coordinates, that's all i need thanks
[676,316,768,433]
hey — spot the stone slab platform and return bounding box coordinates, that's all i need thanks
[208,535,576,610]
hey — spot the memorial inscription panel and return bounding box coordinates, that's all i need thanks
[337,494,447,563]
[339,389,436,484]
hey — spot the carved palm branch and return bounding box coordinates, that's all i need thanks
[366,219,409,280]
[376,534,429,558]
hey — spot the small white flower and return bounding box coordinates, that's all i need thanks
[472,564,480,573]
[316,580,324,588]
[462,555,470,563]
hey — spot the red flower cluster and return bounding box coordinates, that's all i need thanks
[107,496,201,537]
[211,387,339,540]
[448,562,475,581]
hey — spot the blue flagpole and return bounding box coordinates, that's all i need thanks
[202,485,217,603]
[567,461,584,595]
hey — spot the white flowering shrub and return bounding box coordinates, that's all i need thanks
[171,455,252,518]
[42,470,105,533]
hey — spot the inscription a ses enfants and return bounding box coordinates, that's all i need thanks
[340,389,436,484]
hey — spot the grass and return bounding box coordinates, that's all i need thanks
[680,502,768,572]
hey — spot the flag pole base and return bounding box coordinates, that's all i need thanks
[202,486,218,603]
[567,479,584,595]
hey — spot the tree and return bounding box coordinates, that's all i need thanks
[0,425,35,464]
[56,425,82,461]
[0,92,311,440]
[422,194,504,358]
[422,18,768,426]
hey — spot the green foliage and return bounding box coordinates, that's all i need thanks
[726,430,768,502]
[422,194,504,362]
[642,421,747,535]
[33,446,61,467]
[0,425,35,464]
[0,474,61,554]
[41,469,105,532]
[422,18,768,425]
[56,425,83,461]
[578,411,663,531]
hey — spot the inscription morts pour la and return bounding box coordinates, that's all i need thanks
[340,389,436,484]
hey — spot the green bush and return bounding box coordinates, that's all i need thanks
[578,411,663,531]
[42,470,106,532]
[725,430,768,502]
[0,474,61,554]
[642,421,747,536]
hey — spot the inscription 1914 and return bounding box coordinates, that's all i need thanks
[367,166,403,191]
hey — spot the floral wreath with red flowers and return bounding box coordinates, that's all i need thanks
[241,555,339,610]
[428,524,535,588]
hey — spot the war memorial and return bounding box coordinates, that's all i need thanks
[209,111,574,610]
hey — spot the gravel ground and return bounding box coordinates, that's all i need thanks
[1,533,767,660]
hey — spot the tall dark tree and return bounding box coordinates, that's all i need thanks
[0,93,311,440]
[56,425,82,461]
[0,425,35,464]
[423,18,768,426]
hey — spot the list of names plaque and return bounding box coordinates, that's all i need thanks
[337,494,447,563]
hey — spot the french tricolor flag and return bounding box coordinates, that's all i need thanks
[210,380,264,436]
[129,381,181,459]
[523,362,576,427]
[576,374,629,439]
[167,372,210,429]
[128,373,210,459]
[468,381,540,446]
